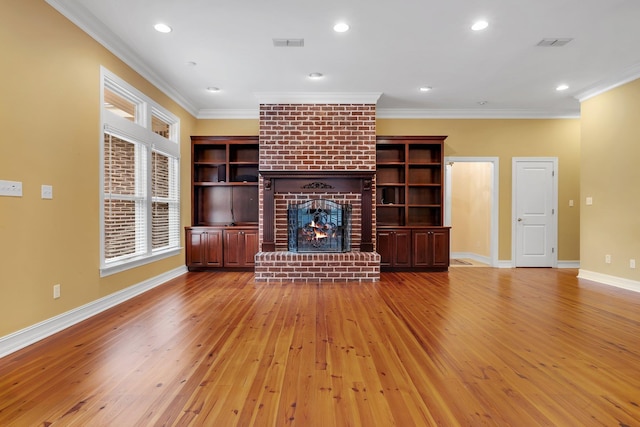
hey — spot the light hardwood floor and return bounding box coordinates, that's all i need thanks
[1,268,639,426]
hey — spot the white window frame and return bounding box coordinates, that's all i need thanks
[100,67,181,277]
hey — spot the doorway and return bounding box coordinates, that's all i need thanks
[444,157,499,267]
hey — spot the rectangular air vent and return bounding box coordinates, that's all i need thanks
[536,38,573,47]
[273,38,304,47]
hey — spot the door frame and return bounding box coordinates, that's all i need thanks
[511,157,558,268]
[444,157,499,267]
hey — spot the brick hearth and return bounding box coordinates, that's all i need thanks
[255,102,380,282]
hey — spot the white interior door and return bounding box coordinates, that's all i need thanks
[513,158,557,267]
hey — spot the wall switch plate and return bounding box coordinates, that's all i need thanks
[569,199,574,207]
[631,259,636,269]
[41,185,53,199]
[586,197,593,205]
[53,284,61,299]
[0,180,23,197]
[605,254,611,264]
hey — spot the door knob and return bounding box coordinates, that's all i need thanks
[517,218,523,222]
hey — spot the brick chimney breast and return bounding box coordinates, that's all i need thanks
[256,102,380,282]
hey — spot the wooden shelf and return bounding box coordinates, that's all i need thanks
[376,136,449,270]
[187,136,260,270]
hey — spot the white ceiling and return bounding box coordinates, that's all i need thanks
[47,0,640,119]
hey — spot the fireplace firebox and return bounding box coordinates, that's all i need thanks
[288,199,351,253]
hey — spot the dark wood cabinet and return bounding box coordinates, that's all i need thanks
[224,228,259,267]
[377,229,411,268]
[412,228,450,269]
[185,227,223,268]
[186,226,258,270]
[376,136,450,271]
[186,136,259,270]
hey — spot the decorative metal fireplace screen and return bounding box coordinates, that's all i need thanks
[288,199,352,253]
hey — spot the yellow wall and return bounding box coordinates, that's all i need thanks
[0,0,196,337]
[193,119,258,136]
[580,79,640,280]
[451,162,492,257]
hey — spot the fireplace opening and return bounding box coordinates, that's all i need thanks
[288,199,352,253]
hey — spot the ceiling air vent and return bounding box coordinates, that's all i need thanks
[273,38,304,47]
[536,38,573,47]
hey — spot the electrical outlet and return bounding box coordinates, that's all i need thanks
[0,180,23,197]
[605,254,611,264]
[41,185,53,199]
[53,284,61,299]
[631,259,636,269]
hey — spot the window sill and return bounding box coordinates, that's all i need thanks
[100,247,182,277]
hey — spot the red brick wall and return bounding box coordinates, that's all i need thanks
[256,103,380,281]
[259,104,376,171]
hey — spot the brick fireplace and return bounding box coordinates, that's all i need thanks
[254,100,381,282]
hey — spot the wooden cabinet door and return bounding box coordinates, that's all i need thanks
[430,228,450,268]
[186,228,207,267]
[377,229,411,267]
[412,230,431,267]
[393,230,412,267]
[186,228,222,268]
[377,230,394,267]
[242,229,259,266]
[412,228,450,268]
[224,228,258,267]
[204,229,223,267]
[224,230,243,267]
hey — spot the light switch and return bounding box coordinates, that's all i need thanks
[569,199,574,207]
[586,197,593,206]
[0,180,23,197]
[41,185,53,199]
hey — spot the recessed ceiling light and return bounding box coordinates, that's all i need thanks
[419,86,432,92]
[471,20,489,31]
[154,23,172,33]
[333,22,350,33]
[478,101,488,105]
[308,72,324,80]
[556,84,569,91]
[206,87,220,92]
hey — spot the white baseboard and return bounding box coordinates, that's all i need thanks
[577,269,640,293]
[451,252,492,266]
[0,266,187,358]
[495,260,580,269]
[558,260,580,268]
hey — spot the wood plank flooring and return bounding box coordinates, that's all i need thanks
[1,268,639,426]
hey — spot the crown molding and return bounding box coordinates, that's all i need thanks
[195,107,580,120]
[574,62,640,102]
[45,0,199,117]
[255,92,382,105]
[198,109,260,119]
[376,108,580,119]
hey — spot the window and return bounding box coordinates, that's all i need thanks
[100,68,180,276]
